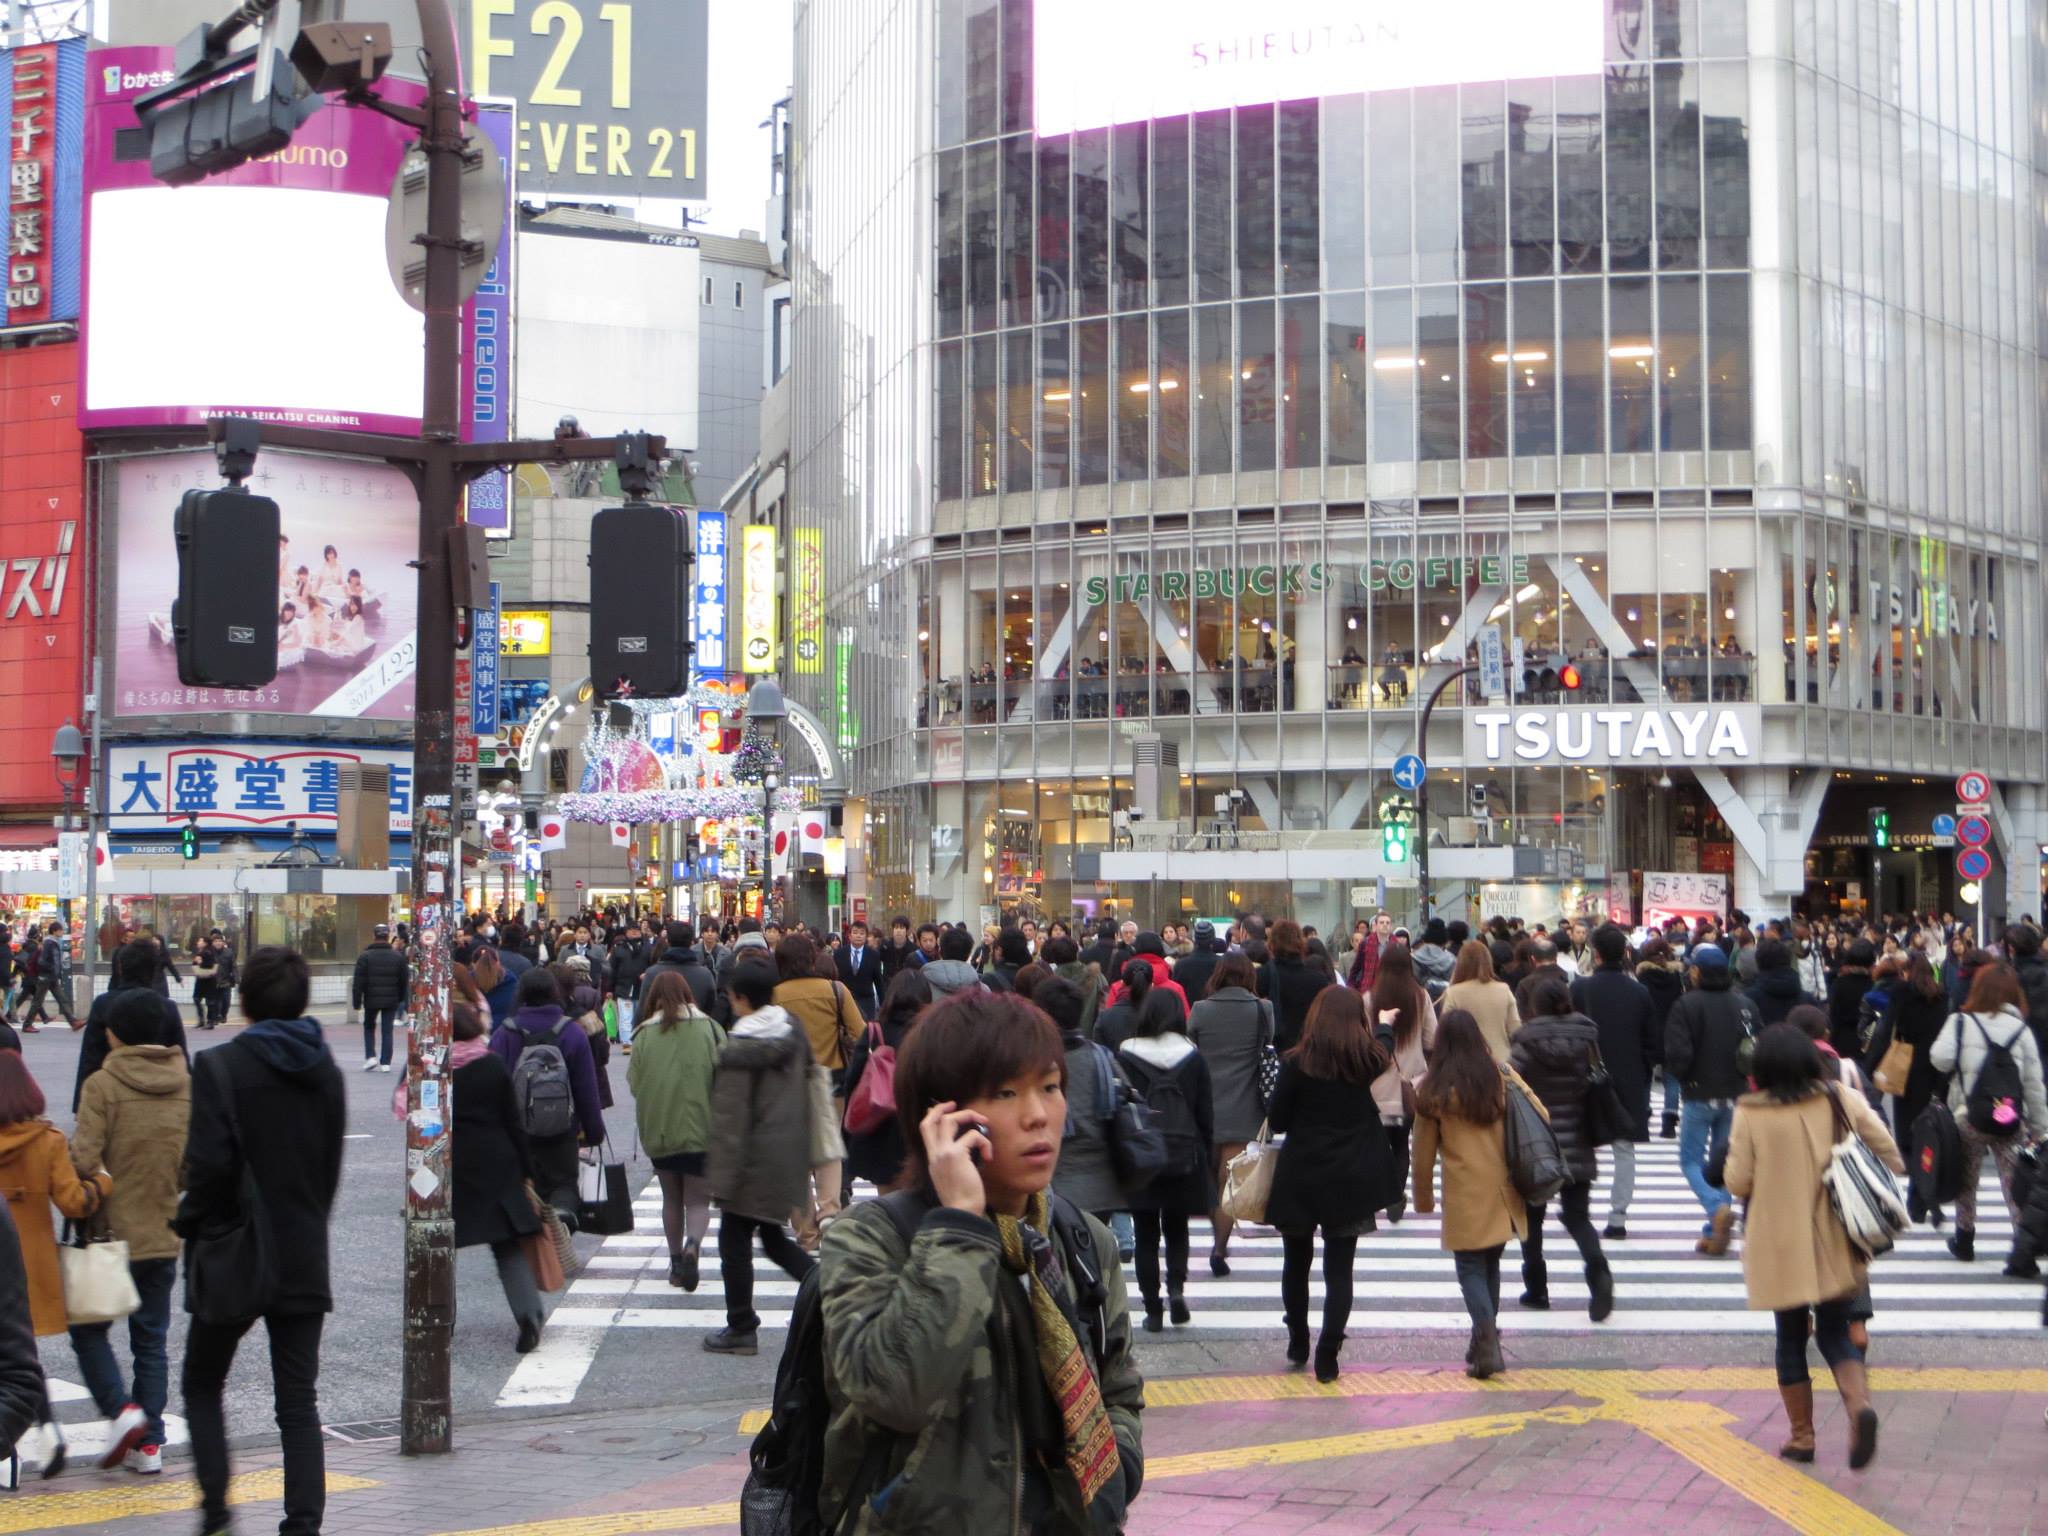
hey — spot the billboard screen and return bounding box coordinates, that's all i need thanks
[1034,0,1605,135]
[79,47,425,433]
[110,449,420,721]
[0,342,84,805]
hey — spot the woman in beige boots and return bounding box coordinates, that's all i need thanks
[1725,1023,1903,1469]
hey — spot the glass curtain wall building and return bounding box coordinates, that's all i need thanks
[788,0,2047,932]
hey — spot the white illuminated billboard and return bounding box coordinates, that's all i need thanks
[1034,0,1607,135]
[83,185,425,431]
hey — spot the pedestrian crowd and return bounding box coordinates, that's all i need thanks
[0,893,2041,1534]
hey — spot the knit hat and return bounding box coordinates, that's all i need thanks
[1691,944,1729,971]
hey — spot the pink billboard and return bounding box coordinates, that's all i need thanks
[80,47,426,434]
[1034,0,1606,136]
[111,449,419,721]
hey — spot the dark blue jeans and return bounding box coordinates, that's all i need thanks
[362,1003,399,1066]
[69,1256,177,1441]
[184,1311,326,1536]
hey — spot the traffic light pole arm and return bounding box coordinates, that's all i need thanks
[199,418,667,487]
[1414,664,1480,927]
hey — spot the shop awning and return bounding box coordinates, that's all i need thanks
[0,826,57,851]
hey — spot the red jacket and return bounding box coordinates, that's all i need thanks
[1348,935,1383,993]
[1102,951,1190,1018]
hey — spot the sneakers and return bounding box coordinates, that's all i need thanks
[127,1444,162,1475]
[380,1063,393,1073]
[99,1404,149,1469]
[362,1057,379,1072]
[703,1328,759,1356]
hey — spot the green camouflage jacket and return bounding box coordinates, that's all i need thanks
[818,1198,1146,1535]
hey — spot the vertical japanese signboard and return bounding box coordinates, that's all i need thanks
[463,100,516,536]
[693,510,726,676]
[792,528,824,674]
[740,525,776,674]
[472,581,501,737]
[4,38,82,329]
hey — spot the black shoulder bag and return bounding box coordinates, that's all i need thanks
[179,1051,280,1327]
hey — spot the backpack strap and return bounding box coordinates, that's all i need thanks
[1046,1191,1110,1365]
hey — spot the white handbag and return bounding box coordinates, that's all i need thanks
[1219,1121,1280,1224]
[61,1228,140,1325]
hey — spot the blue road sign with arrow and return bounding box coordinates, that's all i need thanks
[1392,754,1427,793]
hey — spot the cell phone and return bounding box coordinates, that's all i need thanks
[955,1119,992,1142]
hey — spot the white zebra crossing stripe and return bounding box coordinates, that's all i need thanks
[499,1137,2041,1409]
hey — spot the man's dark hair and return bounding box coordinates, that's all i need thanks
[2007,924,2043,959]
[1096,920,1117,942]
[728,957,779,1010]
[1034,975,1086,1036]
[849,918,869,936]
[1755,938,1792,973]
[241,945,310,1021]
[737,917,762,935]
[1041,935,1079,966]
[113,938,160,990]
[1846,940,1877,968]
[939,925,975,962]
[107,988,163,1047]
[1593,924,1629,967]
[916,921,940,942]
[895,992,1065,1188]
[1447,920,1470,949]
[998,927,1031,966]
[1526,975,1574,1018]
[668,921,695,950]
[516,966,561,1007]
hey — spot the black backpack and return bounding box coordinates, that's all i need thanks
[1963,1014,2027,1138]
[1134,1059,1202,1178]
[740,1190,1109,1536]
[1908,1098,1966,1207]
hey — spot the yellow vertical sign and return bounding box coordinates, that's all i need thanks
[793,529,825,674]
[741,525,778,674]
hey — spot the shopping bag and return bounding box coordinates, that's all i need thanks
[1219,1122,1279,1225]
[1872,1037,1914,1097]
[60,1223,139,1325]
[577,1148,635,1236]
[522,1228,566,1293]
[529,1181,582,1278]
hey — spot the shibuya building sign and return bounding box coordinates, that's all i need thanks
[1465,706,1761,768]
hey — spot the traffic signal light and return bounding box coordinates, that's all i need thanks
[1558,662,1583,692]
[589,503,692,699]
[179,816,199,861]
[173,486,281,689]
[1869,806,1890,850]
[138,52,302,187]
[1381,798,1410,864]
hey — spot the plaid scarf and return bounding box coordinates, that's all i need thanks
[992,1192,1120,1506]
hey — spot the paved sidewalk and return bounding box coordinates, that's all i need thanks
[6,1363,2042,1536]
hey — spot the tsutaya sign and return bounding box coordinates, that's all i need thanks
[1466,705,1761,767]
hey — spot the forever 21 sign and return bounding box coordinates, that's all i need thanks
[466,0,709,200]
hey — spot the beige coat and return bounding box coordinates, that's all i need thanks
[773,977,864,1072]
[1441,979,1520,1062]
[1723,1086,1903,1312]
[1412,1065,1547,1252]
[71,1043,191,1262]
[0,1119,111,1336]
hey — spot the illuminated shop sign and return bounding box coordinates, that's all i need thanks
[740,525,776,673]
[1465,706,1760,767]
[1036,0,1603,136]
[1078,555,1528,607]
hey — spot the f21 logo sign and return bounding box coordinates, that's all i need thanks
[466,0,709,199]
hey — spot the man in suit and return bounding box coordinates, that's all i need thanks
[836,920,884,1019]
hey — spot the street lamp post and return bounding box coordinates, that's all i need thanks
[49,720,84,933]
[745,679,788,921]
[1413,665,1479,925]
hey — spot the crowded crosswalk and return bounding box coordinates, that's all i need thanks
[491,1136,2040,1411]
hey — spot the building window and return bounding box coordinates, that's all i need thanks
[733,280,745,308]
[702,275,714,305]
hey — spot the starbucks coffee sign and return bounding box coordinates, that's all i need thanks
[1465,705,1761,767]
[1079,553,1531,608]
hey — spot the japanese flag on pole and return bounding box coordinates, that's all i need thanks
[771,816,797,879]
[94,831,114,868]
[799,810,829,861]
[535,812,568,852]
[610,821,632,848]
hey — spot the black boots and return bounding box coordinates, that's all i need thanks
[1285,1321,1310,1368]
[1168,1290,1191,1326]
[1948,1228,1975,1263]
[1467,1320,1504,1379]
[1586,1259,1615,1323]
[1142,1300,1164,1333]
[1519,1258,1550,1309]
[1660,1111,1679,1139]
[1313,1336,1342,1384]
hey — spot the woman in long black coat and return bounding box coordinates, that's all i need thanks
[1507,977,1614,1322]
[444,1002,546,1350]
[840,969,930,1190]
[1266,986,1397,1383]
[1116,988,1215,1334]
[1867,953,1955,1224]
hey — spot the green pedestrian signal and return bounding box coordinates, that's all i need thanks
[1869,806,1889,850]
[180,817,199,862]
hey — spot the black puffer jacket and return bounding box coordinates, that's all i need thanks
[351,939,410,1011]
[1745,966,1804,1026]
[1509,1012,1602,1183]
[2010,952,2048,1060]
[1664,977,1760,1102]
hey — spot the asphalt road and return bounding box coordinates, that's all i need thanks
[27,1006,649,1446]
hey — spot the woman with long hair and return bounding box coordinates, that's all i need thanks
[1928,963,2048,1263]
[1267,919,1334,1052]
[1187,953,1272,1274]
[628,972,726,1290]
[0,1051,110,1474]
[843,968,933,1193]
[1116,987,1213,1331]
[1440,939,1520,1063]
[1868,950,1952,1224]
[1093,957,1153,1050]
[1412,1008,1547,1379]
[1367,942,1436,1222]
[1725,1025,1902,1469]
[1266,986,1396,1380]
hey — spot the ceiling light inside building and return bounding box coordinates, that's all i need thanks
[1609,344,1655,360]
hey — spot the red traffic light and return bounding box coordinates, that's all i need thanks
[1558,663,1583,691]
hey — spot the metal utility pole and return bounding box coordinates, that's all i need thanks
[155,0,664,1454]
[1413,665,1479,924]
